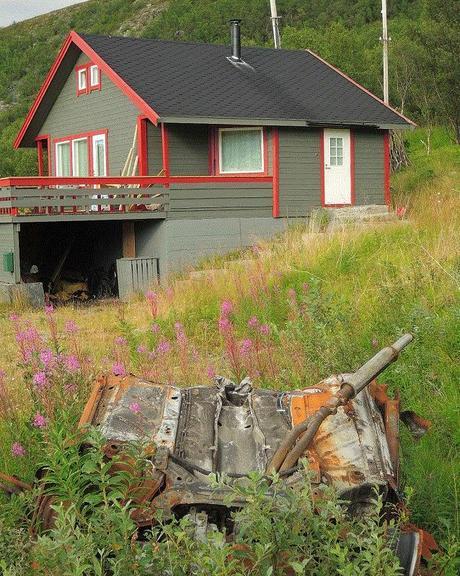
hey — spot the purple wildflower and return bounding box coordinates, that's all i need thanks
[129,402,141,414]
[44,304,54,316]
[115,336,128,347]
[40,349,54,367]
[33,413,47,428]
[287,288,297,303]
[157,340,171,355]
[64,354,80,373]
[33,371,48,390]
[174,322,187,346]
[112,362,127,377]
[64,320,78,334]
[137,345,147,354]
[151,323,160,334]
[240,338,253,356]
[206,366,216,379]
[9,313,19,323]
[220,300,234,316]
[259,324,270,336]
[248,316,259,328]
[11,442,26,457]
[218,316,231,334]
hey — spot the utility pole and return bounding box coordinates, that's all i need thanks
[270,0,281,49]
[381,0,389,104]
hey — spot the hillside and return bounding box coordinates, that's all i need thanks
[0,0,458,177]
[0,129,458,573]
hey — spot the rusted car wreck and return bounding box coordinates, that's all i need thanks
[1,334,436,574]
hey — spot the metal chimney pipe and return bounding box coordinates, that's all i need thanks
[229,19,242,60]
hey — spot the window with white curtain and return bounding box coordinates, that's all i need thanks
[90,65,100,87]
[72,138,89,176]
[56,141,71,176]
[219,128,264,173]
[78,68,87,92]
[92,134,107,176]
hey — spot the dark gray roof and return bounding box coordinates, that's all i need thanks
[80,34,410,128]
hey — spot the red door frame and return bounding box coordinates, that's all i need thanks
[137,116,148,176]
[35,135,51,176]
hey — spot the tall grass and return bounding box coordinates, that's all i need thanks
[0,129,458,569]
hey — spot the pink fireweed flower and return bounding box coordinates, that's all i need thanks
[40,349,54,367]
[151,323,160,334]
[157,340,171,355]
[287,288,297,303]
[218,316,232,334]
[240,339,253,356]
[248,316,259,328]
[220,300,233,316]
[64,320,78,334]
[137,345,147,354]
[115,336,128,347]
[33,371,48,390]
[174,322,187,346]
[146,290,158,318]
[33,412,47,428]
[206,365,216,379]
[44,304,54,316]
[302,283,310,293]
[129,402,141,414]
[259,324,270,336]
[64,354,80,373]
[112,362,127,377]
[11,442,26,457]
[9,313,20,323]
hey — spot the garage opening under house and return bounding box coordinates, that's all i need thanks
[0,22,413,305]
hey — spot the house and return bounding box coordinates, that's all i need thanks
[0,21,413,302]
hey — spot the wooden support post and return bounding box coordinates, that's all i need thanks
[122,222,136,258]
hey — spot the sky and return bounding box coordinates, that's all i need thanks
[0,0,88,27]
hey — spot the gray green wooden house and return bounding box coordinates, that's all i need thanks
[0,22,413,301]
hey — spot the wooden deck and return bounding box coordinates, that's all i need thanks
[0,175,274,222]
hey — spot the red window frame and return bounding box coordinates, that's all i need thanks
[75,62,101,96]
[211,126,269,176]
[53,129,108,177]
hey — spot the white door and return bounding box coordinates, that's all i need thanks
[91,133,108,211]
[324,128,351,205]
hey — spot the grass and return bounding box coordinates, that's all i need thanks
[0,128,459,571]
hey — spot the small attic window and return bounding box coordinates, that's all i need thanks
[77,68,87,94]
[90,65,100,89]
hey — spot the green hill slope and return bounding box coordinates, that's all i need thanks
[0,0,458,177]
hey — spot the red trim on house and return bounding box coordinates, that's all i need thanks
[137,116,148,176]
[36,135,51,176]
[14,31,160,149]
[52,129,108,177]
[0,175,273,188]
[214,127,269,176]
[319,129,325,207]
[161,123,170,179]
[350,129,356,205]
[306,49,416,128]
[208,127,216,175]
[383,131,391,206]
[272,128,280,217]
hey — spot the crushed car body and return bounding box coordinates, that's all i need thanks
[1,334,437,575]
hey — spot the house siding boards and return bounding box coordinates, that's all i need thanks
[278,128,321,217]
[168,124,209,176]
[354,130,385,205]
[39,53,139,176]
[0,223,19,283]
[147,124,163,175]
[168,183,273,219]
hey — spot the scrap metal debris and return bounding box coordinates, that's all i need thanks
[1,334,437,574]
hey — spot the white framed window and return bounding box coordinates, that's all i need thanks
[218,127,264,174]
[77,68,87,92]
[72,138,89,176]
[55,141,71,176]
[329,137,344,166]
[90,65,100,88]
[92,133,107,177]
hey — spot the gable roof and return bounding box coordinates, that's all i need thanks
[15,31,413,148]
